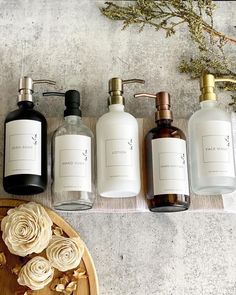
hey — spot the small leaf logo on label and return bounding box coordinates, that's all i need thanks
[32,134,37,145]
[82,149,88,161]
[225,135,230,147]
[128,139,133,150]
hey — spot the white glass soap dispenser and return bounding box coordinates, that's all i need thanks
[188,74,236,195]
[96,78,145,198]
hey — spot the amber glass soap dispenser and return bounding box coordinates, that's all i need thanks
[3,77,56,195]
[135,92,190,212]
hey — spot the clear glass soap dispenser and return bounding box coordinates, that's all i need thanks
[44,90,95,210]
[188,74,236,195]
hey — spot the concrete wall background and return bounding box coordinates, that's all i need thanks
[0,1,235,119]
[0,1,236,294]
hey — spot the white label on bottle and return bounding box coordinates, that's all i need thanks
[106,138,133,167]
[54,135,91,192]
[152,138,189,195]
[196,121,235,177]
[5,120,41,176]
[104,127,137,180]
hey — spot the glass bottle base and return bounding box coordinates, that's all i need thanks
[148,194,190,213]
[3,175,46,195]
[191,176,236,195]
[53,201,93,211]
[193,186,235,195]
[100,191,137,198]
[52,190,94,211]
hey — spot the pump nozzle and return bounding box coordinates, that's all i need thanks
[43,92,65,96]
[18,76,56,102]
[200,74,236,101]
[134,91,172,122]
[122,79,145,85]
[134,93,156,99]
[108,77,145,105]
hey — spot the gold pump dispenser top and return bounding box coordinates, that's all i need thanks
[108,77,145,105]
[200,73,236,102]
[18,76,56,102]
[134,91,173,122]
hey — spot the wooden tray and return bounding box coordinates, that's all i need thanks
[0,199,99,295]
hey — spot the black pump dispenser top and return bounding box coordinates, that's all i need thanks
[43,90,82,117]
[64,90,81,117]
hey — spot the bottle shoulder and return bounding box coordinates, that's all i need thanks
[5,107,46,123]
[97,110,137,127]
[189,106,230,124]
[54,121,94,138]
[146,125,186,140]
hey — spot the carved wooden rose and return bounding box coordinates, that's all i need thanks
[18,256,54,290]
[1,202,52,256]
[46,236,84,271]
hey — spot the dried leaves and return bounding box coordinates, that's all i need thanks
[12,264,22,276]
[73,268,87,280]
[53,226,64,237]
[0,252,6,267]
[102,1,218,42]
[14,289,33,295]
[101,0,236,91]
[51,268,87,295]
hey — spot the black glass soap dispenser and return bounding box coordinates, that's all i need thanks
[3,76,56,195]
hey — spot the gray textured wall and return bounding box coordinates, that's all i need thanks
[0,1,235,119]
[0,1,236,294]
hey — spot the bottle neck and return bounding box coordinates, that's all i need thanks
[64,115,82,124]
[156,119,172,127]
[17,101,34,109]
[200,99,217,109]
[108,104,125,112]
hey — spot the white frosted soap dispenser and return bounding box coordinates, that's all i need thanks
[96,78,144,198]
[188,74,236,195]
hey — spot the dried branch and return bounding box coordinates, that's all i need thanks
[101,0,236,91]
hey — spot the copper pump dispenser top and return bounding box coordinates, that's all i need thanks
[134,91,173,122]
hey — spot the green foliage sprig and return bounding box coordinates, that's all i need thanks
[101,0,236,100]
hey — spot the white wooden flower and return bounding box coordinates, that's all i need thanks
[18,256,54,290]
[46,236,84,272]
[1,202,52,256]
